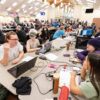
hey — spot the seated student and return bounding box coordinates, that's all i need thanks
[66,25,73,32]
[40,25,49,43]
[95,27,100,37]
[0,30,5,44]
[70,52,100,100]
[26,29,40,52]
[0,31,24,66]
[16,25,27,45]
[53,25,65,39]
[76,37,100,62]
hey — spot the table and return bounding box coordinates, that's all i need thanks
[0,37,82,100]
[19,49,82,100]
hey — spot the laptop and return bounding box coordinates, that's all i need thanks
[8,57,37,78]
[36,42,52,54]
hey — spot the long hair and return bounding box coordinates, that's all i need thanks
[88,52,100,97]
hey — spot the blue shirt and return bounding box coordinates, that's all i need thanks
[53,30,64,39]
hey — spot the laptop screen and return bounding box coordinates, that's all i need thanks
[82,29,93,36]
[8,57,37,78]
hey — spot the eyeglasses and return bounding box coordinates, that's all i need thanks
[9,38,19,41]
[30,35,36,37]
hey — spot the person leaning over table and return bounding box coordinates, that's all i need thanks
[26,29,40,53]
[70,52,100,100]
[76,37,100,63]
[0,31,24,66]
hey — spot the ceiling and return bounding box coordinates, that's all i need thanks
[0,0,100,16]
[74,0,100,8]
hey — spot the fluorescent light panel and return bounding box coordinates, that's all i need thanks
[27,0,33,3]
[7,7,12,11]
[21,4,26,8]
[29,6,33,10]
[86,0,96,3]
[16,9,20,12]
[0,0,6,4]
[12,2,18,7]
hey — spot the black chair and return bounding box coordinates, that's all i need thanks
[0,30,5,44]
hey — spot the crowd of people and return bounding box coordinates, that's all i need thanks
[0,18,100,100]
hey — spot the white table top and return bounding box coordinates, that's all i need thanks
[0,37,82,100]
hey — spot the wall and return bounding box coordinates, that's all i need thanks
[73,5,100,24]
[47,6,63,21]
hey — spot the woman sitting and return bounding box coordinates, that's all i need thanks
[76,37,100,62]
[26,29,40,53]
[70,52,100,100]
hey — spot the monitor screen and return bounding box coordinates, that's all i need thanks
[82,29,93,36]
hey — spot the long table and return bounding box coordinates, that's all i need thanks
[0,37,83,100]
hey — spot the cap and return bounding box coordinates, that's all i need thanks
[87,37,100,50]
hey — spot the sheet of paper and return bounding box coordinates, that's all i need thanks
[22,56,34,62]
[59,69,71,88]
[52,38,67,49]
[76,49,84,52]
[45,53,58,61]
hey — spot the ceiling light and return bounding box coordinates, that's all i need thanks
[76,0,83,4]
[35,8,39,11]
[12,2,18,7]
[27,0,33,3]
[24,10,27,13]
[0,0,6,4]
[16,9,20,12]
[44,6,49,9]
[21,4,26,8]
[34,2,40,6]
[29,7,33,10]
[86,0,96,3]
[7,7,12,11]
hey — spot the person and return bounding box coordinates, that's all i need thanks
[0,31,24,66]
[76,37,100,62]
[40,25,49,43]
[95,27,100,37]
[0,30,5,44]
[26,29,40,52]
[53,25,65,39]
[16,25,27,45]
[34,19,42,30]
[70,52,100,100]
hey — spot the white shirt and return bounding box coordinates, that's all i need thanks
[0,42,23,61]
[26,39,40,49]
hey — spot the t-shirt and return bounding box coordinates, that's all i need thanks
[53,30,65,39]
[0,42,23,61]
[26,39,40,49]
[79,77,100,100]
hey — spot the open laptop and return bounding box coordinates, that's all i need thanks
[36,42,52,54]
[7,57,37,78]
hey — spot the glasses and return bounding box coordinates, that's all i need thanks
[30,35,36,37]
[9,38,19,41]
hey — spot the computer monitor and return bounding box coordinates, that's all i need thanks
[8,57,37,78]
[81,29,93,36]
